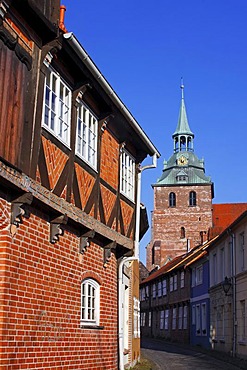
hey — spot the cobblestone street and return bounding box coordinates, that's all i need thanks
[141,338,247,370]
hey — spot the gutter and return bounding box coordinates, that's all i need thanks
[63,32,160,158]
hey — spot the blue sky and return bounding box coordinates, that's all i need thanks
[62,0,247,263]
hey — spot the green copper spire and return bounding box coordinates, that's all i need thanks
[153,81,213,188]
[172,81,194,153]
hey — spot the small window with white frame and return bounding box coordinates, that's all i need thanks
[42,65,71,146]
[120,148,135,201]
[76,100,98,169]
[81,278,100,326]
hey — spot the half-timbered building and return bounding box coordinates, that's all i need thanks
[0,1,160,369]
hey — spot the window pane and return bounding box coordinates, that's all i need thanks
[76,101,98,168]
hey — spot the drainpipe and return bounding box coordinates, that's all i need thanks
[229,230,236,357]
[118,153,157,370]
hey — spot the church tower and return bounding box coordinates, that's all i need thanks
[146,83,214,270]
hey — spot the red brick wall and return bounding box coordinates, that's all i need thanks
[147,184,212,269]
[100,130,119,190]
[0,202,118,369]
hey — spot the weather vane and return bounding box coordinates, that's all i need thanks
[180,77,184,98]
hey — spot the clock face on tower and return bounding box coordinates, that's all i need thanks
[177,155,188,166]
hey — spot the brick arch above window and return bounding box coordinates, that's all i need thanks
[80,271,103,285]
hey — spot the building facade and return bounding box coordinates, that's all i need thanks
[146,85,214,270]
[140,254,191,343]
[209,211,247,359]
[0,1,160,369]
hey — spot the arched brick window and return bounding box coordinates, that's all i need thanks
[169,192,176,207]
[189,191,196,206]
[181,227,185,239]
[81,278,100,326]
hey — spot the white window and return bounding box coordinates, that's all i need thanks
[160,310,164,330]
[183,305,188,329]
[181,271,185,288]
[148,312,152,327]
[76,101,98,169]
[170,276,174,292]
[164,309,169,330]
[158,281,162,297]
[141,312,146,327]
[174,275,177,290]
[120,149,135,201]
[43,66,71,146]
[172,307,176,330]
[196,304,201,335]
[145,286,149,298]
[196,265,203,285]
[152,283,156,298]
[162,279,167,296]
[140,287,146,301]
[178,306,183,329]
[201,303,207,336]
[81,279,100,326]
[133,297,140,338]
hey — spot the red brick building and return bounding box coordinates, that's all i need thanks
[146,85,214,270]
[0,1,159,369]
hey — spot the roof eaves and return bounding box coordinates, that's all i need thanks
[63,32,161,158]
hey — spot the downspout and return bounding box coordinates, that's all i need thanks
[118,153,157,370]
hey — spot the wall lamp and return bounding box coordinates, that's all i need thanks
[222,276,232,296]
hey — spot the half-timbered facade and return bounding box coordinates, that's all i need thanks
[0,1,159,369]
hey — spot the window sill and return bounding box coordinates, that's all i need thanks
[238,340,247,346]
[80,325,104,330]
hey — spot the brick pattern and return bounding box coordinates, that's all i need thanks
[100,131,119,190]
[147,185,212,270]
[75,163,95,210]
[120,200,135,238]
[41,137,68,191]
[100,184,117,226]
[0,208,118,369]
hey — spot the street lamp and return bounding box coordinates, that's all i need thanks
[222,276,232,296]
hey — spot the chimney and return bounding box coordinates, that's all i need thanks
[59,5,67,32]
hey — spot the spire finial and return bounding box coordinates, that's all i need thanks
[180,77,184,99]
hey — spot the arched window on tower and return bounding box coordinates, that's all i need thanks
[181,227,185,239]
[189,191,197,206]
[169,192,176,207]
[187,137,192,151]
[180,136,186,151]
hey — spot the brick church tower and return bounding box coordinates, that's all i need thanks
[146,84,214,270]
